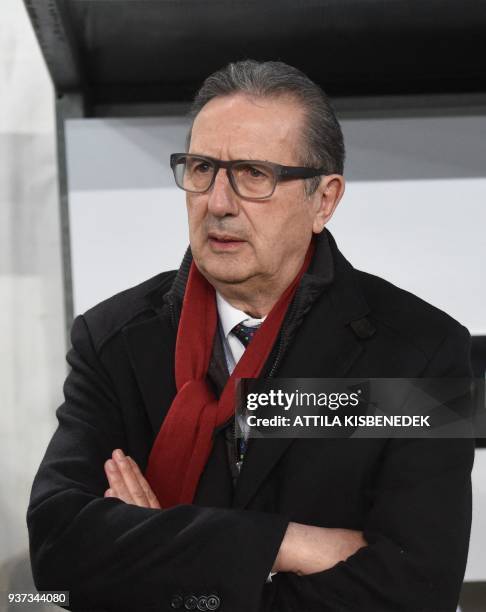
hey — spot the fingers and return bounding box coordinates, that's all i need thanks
[104,452,136,505]
[103,449,161,509]
[126,456,161,509]
[113,450,151,507]
[104,449,149,507]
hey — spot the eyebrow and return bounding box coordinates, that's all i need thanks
[187,153,272,163]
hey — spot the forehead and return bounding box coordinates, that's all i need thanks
[189,93,304,164]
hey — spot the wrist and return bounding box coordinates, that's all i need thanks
[272,521,299,573]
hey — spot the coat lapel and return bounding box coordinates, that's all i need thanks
[233,233,373,510]
[122,305,177,435]
[232,305,366,509]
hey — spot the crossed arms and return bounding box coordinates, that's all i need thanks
[103,448,367,576]
[27,314,474,611]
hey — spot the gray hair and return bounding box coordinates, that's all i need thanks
[186,59,345,196]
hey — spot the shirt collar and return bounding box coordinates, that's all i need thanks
[216,291,266,339]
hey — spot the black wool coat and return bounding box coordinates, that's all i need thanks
[27,230,474,612]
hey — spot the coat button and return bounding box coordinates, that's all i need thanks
[184,595,198,610]
[206,594,220,610]
[170,595,183,609]
[197,595,208,610]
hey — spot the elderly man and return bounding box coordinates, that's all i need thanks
[27,60,474,612]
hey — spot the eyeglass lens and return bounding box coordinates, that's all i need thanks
[174,156,276,198]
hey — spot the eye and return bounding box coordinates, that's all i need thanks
[249,167,264,178]
[239,164,269,179]
[193,161,211,174]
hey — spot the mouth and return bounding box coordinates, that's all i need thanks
[207,232,246,250]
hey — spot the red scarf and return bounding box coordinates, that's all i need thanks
[145,241,315,508]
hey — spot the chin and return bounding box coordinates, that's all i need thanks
[198,258,255,286]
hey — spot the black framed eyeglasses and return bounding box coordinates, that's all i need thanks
[170,153,328,200]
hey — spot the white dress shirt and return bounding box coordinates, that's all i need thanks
[215,291,266,373]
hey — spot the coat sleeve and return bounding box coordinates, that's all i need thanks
[26,314,288,612]
[271,324,475,612]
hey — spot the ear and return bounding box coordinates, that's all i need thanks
[312,174,345,234]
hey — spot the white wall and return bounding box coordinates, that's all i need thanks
[66,118,190,315]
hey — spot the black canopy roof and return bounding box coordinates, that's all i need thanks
[24,0,486,113]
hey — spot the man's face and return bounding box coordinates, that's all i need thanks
[186,93,324,289]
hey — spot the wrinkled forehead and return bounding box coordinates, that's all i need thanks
[188,93,306,165]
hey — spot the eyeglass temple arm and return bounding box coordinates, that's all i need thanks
[279,166,327,178]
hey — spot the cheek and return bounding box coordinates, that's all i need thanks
[249,211,306,267]
[254,199,308,245]
[186,199,206,236]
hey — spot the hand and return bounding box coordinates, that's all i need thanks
[272,522,367,576]
[104,448,161,509]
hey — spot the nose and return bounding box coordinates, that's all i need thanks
[206,167,239,218]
